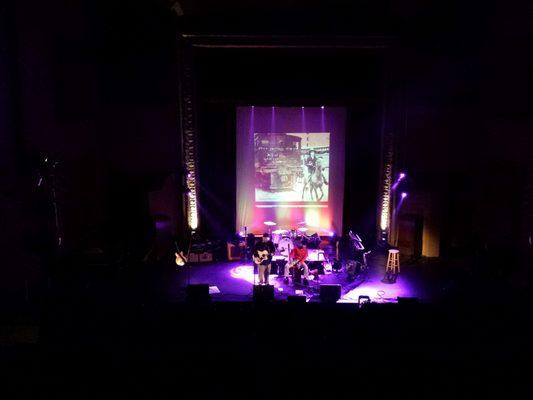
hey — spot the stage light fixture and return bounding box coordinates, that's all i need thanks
[399,172,406,179]
[189,213,198,230]
[379,131,394,234]
[380,200,390,231]
[321,106,325,109]
[401,192,407,198]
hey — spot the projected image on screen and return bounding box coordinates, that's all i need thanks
[237,106,345,233]
[254,132,330,202]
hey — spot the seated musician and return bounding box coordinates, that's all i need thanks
[283,242,310,286]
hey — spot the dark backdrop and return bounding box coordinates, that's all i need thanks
[0,0,528,303]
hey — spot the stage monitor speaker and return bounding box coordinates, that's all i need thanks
[308,260,325,275]
[332,259,342,271]
[253,285,274,302]
[319,284,341,303]
[287,295,306,304]
[397,296,419,304]
[186,284,210,303]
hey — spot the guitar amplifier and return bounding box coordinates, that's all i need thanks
[199,252,213,262]
[189,252,213,263]
[227,242,243,261]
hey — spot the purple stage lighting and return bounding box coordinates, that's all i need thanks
[392,172,406,191]
[401,192,408,198]
[321,106,325,109]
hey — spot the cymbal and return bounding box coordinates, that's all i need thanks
[297,227,308,232]
[264,221,277,226]
[272,229,288,234]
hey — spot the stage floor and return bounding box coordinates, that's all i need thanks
[169,253,427,303]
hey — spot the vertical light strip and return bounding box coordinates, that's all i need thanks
[380,130,394,232]
[180,54,199,231]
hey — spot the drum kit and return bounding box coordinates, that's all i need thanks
[265,221,323,256]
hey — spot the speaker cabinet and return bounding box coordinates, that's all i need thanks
[319,284,341,303]
[253,285,274,302]
[397,296,419,304]
[186,284,210,303]
[287,295,306,304]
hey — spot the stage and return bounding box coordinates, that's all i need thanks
[169,252,426,303]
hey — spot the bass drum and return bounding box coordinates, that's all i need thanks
[277,237,294,257]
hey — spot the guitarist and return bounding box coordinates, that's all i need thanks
[283,242,310,286]
[252,233,276,285]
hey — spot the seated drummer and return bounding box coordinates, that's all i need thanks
[284,241,310,286]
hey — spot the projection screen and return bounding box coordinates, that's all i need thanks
[236,107,345,235]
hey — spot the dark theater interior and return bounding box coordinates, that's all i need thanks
[0,0,530,397]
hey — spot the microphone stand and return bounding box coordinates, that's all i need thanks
[243,227,256,289]
[186,230,194,287]
[37,156,63,288]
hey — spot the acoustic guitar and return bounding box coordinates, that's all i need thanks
[252,249,270,266]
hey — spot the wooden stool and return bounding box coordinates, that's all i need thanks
[386,249,400,275]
